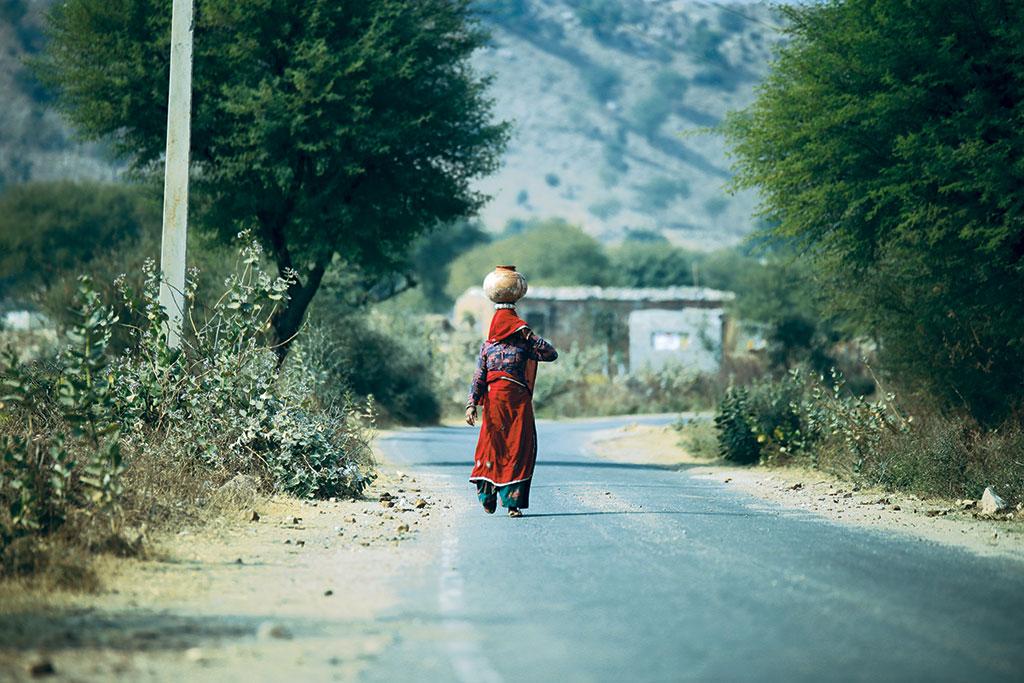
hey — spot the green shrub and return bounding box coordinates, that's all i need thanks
[714,386,760,464]
[1,238,377,569]
[0,181,159,305]
[710,368,1024,505]
[295,313,442,426]
[1,282,126,543]
[865,416,1024,504]
[111,242,376,499]
[674,417,719,459]
[714,369,881,466]
[532,344,720,418]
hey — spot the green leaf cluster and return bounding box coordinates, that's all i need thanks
[37,0,509,351]
[725,0,1024,421]
[0,181,158,303]
[446,219,611,298]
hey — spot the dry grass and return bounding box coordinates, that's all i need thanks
[858,413,1024,505]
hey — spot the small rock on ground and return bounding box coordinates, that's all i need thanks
[27,658,55,677]
[256,622,292,640]
[981,487,1008,515]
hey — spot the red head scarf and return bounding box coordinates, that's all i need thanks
[487,308,529,343]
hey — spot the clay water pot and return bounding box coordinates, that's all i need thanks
[483,265,528,303]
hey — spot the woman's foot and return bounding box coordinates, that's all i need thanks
[482,497,497,514]
[508,507,523,518]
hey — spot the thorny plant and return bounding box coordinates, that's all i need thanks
[1,235,376,547]
[1,280,125,539]
[715,366,910,470]
[111,234,375,498]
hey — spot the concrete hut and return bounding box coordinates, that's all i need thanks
[453,285,736,373]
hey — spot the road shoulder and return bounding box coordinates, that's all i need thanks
[587,422,1024,564]
[0,462,443,682]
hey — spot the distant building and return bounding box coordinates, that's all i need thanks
[453,285,735,373]
[1,309,50,332]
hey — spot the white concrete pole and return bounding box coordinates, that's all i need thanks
[158,0,194,348]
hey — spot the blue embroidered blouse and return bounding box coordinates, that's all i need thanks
[467,331,558,407]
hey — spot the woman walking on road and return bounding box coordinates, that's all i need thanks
[465,267,557,517]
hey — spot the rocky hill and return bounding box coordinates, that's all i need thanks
[0,0,783,249]
[471,0,785,248]
[0,0,120,190]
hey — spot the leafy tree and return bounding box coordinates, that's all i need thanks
[38,0,508,356]
[608,243,698,288]
[446,218,609,298]
[726,0,1024,422]
[0,181,158,303]
[408,220,491,312]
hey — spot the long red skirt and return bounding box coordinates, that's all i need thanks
[470,379,537,508]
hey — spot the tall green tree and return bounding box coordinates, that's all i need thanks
[0,181,158,302]
[446,219,610,299]
[726,0,1024,421]
[608,242,698,288]
[38,0,508,355]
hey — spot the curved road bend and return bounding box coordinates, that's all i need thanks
[366,415,1024,683]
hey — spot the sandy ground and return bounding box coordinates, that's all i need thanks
[588,422,1024,564]
[0,464,451,682]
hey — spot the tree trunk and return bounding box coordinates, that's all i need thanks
[272,260,327,363]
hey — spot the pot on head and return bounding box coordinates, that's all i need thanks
[483,265,528,304]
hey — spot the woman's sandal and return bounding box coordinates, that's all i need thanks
[508,508,523,518]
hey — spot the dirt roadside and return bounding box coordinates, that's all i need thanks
[0,461,451,682]
[587,422,1024,564]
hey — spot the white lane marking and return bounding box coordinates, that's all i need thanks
[440,514,503,683]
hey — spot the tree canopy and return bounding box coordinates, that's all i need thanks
[0,181,158,303]
[38,0,508,353]
[726,0,1024,421]
[446,219,610,299]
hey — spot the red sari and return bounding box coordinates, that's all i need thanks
[468,309,557,510]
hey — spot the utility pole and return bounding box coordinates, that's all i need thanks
[158,0,195,348]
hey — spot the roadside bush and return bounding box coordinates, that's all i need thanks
[1,239,376,580]
[865,416,1024,504]
[295,312,442,426]
[1,286,124,541]
[715,369,898,467]
[532,344,720,418]
[674,417,719,460]
[111,242,375,499]
[711,368,1023,504]
[0,181,158,303]
[714,387,760,464]
[715,375,804,465]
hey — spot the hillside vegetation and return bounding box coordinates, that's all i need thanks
[472,0,783,247]
[0,1,118,191]
[0,0,781,247]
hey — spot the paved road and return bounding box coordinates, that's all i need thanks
[368,416,1024,683]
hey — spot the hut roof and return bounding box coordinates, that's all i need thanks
[462,285,735,304]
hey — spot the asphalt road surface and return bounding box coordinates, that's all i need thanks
[369,416,1024,683]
